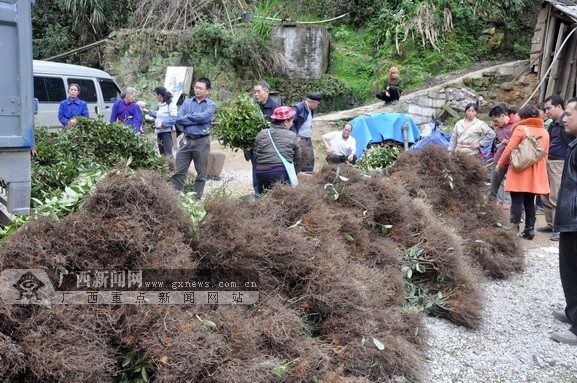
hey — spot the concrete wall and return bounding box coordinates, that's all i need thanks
[272,26,330,80]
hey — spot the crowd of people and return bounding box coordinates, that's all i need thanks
[56,77,359,197]
[448,95,577,346]
[54,72,577,346]
[447,96,571,243]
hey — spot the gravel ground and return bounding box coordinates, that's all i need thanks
[424,244,577,383]
[201,156,577,383]
[198,124,577,383]
[204,167,254,197]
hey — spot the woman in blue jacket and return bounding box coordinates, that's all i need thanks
[58,83,89,127]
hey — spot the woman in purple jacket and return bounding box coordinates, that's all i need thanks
[110,87,143,133]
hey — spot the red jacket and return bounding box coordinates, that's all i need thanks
[493,119,515,164]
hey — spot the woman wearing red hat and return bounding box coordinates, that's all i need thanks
[254,106,302,193]
[376,66,404,105]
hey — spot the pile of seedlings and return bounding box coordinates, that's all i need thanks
[0,144,521,382]
[388,144,523,278]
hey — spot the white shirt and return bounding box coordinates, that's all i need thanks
[322,131,356,156]
[154,102,178,129]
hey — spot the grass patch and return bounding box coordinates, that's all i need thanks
[329,25,375,102]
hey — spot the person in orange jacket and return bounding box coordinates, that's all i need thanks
[495,105,550,240]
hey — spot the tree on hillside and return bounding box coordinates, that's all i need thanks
[132,0,231,30]
[31,0,538,70]
[32,0,132,63]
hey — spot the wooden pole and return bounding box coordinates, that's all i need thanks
[402,123,409,151]
[43,38,108,61]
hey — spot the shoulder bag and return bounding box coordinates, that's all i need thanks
[510,126,547,172]
[267,130,298,187]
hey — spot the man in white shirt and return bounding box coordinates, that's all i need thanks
[322,123,357,164]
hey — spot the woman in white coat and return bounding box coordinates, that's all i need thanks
[142,87,178,158]
[448,103,496,157]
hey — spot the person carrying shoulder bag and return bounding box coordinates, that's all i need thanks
[253,106,302,194]
[495,105,550,240]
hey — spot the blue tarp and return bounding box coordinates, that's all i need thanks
[349,113,421,157]
[408,125,494,164]
[408,127,451,152]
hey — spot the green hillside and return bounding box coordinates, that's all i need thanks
[32,0,539,105]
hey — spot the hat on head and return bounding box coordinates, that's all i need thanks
[389,66,399,74]
[270,106,296,121]
[307,92,322,101]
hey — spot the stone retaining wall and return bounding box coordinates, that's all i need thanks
[397,60,532,126]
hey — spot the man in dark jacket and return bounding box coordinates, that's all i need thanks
[254,81,281,122]
[538,95,573,241]
[291,92,321,173]
[550,97,577,345]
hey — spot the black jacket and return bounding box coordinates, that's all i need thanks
[554,137,577,232]
[260,96,281,122]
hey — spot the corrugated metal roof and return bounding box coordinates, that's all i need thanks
[544,0,577,22]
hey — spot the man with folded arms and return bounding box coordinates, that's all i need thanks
[170,78,216,199]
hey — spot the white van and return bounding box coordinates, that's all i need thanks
[33,60,121,129]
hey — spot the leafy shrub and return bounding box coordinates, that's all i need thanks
[224,27,274,75]
[355,146,400,173]
[1,168,107,242]
[32,118,164,201]
[192,21,230,58]
[213,94,269,151]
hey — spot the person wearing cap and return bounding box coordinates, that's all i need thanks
[245,80,283,194]
[291,92,321,173]
[254,106,302,193]
[142,86,177,158]
[376,67,404,105]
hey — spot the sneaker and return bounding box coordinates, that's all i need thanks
[551,232,560,241]
[551,329,577,345]
[537,226,553,233]
[553,309,571,324]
